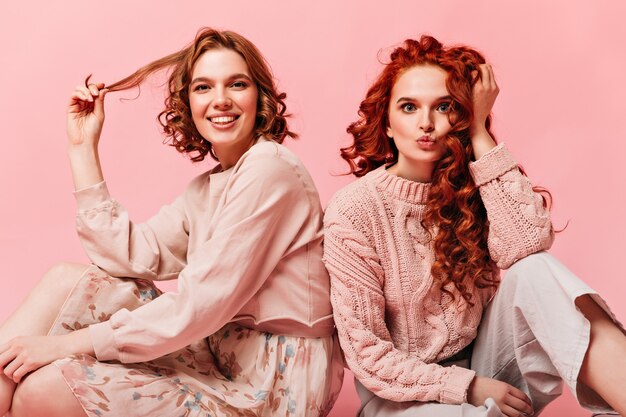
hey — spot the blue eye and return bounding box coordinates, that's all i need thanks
[401,103,417,112]
[436,102,452,113]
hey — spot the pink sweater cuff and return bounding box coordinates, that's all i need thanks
[73,181,112,211]
[440,365,476,404]
[469,143,517,186]
[88,321,120,362]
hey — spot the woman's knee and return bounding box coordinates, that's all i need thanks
[508,251,552,270]
[496,252,560,299]
[504,252,553,282]
[11,364,85,417]
[40,262,91,295]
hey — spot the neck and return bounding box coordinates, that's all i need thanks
[387,156,435,183]
[213,136,257,170]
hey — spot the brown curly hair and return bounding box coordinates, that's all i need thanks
[103,28,297,162]
[343,35,549,302]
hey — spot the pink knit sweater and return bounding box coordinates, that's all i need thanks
[323,144,554,405]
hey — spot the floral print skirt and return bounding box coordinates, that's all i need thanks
[49,266,344,417]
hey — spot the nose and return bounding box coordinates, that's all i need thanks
[419,111,434,132]
[213,87,232,109]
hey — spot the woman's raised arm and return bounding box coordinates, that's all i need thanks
[66,81,107,190]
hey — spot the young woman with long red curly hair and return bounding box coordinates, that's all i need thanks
[0,28,343,417]
[323,35,626,417]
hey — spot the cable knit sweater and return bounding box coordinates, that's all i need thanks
[323,144,554,405]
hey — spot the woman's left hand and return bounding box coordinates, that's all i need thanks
[471,63,499,135]
[469,64,500,159]
[0,335,71,383]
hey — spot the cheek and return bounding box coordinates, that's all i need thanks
[387,112,406,137]
[189,96,204,119]
[437,116,453,133]
[243,92,258,116]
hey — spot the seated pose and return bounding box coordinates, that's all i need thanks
[323,35,626,417]
[0,28,343,417]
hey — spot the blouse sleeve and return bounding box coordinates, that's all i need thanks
[323,206,476,405]
[74,181,190,281]
[469,144,554,269]
[87,149,316,363]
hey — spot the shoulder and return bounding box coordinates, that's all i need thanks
[325,170,380,230]
[237,139,305,174]
[231,139,322,206]
[173,168,213,200]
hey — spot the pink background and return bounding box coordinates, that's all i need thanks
[1,1,625,415]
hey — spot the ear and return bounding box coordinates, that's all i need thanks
[386,125,393,139]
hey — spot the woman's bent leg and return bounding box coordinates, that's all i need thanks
[0,262,90,415]
[576,295,626,415]
[10,363,86,417]
[471,251,620,415]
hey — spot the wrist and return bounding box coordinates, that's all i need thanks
[470,122,488,137]
[67,143,99,156]
[469,127,497,160]
[68,144,104,189]
[62,329,95,357]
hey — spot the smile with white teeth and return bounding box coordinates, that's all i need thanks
[209,115,238,124]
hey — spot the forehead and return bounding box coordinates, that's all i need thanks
[191,48,250,79]
[391,65,449,99]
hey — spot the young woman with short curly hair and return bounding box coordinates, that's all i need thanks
[0,28,343,417]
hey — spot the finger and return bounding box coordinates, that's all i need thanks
[480,64,491,87]
[0,348,14,369]
[87,82,106,98]
[506,393,533,415]
[92,88,109,119]
[98,88,109,101]
[69,90,95,107]
[486,64,498,92]
[486,64,498,90]
[470,69,480,83]
[73,91,92,105]
[87,83,100,98]
[499,403,526,417]
[508,386,532,405]
[74,85,94,102]
[68,90,96,114]
[68,98,93,115]
[11,364,30,383]
[3,358,20,379]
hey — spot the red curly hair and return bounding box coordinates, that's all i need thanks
[102,28,296,162]
[344,35,527,302]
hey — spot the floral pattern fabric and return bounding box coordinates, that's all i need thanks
[50,266,344,417]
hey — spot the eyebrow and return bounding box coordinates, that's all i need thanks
[190,73,252,85]
[396,95,452,104]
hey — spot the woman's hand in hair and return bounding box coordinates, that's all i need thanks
[66,81,108,148]
[471,64,499,131]
[66,80,107,190]
[468,376,534,417]
[469,64,499,159]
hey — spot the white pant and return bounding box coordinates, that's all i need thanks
[356,252,620,417]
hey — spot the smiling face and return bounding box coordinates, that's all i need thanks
[386,64,453,182]
[189,48,259,168]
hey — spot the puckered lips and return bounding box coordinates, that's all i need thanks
[207,112,240,130]
[416,135,438,150]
